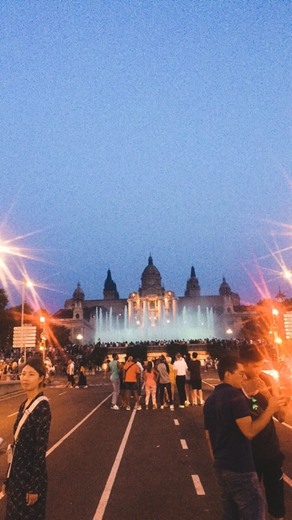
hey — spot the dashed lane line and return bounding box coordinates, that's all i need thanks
[192,475,206,495]
[180,439,188,450]
[174,419,179,426]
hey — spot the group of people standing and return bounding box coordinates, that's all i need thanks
[108,351,205,411]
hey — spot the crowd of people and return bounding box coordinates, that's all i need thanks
[0,336,290,519]
[107,351,205,411]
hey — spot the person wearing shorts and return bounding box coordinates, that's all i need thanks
[123,356,141,411]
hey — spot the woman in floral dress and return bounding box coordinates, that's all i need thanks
[2,357,51,519]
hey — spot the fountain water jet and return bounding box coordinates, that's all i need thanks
[94,305,216,343]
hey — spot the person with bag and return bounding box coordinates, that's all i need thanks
[1,357,51,519]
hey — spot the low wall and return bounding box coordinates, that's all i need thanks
[0,380,22,396]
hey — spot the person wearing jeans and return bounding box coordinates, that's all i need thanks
[109,354,121,410]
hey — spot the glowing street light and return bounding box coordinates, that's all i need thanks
[76,333,83,346]
[283,268,292,281]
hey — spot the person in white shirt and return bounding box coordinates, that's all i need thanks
[173,353,188,407]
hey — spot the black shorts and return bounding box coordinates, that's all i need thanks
[191,379,202,390]
[124,382,138,391]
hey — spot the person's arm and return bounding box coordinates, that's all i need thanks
[205,430,214,463]
[173,362,177,378]
[236,395,285,440]
[257,374,286,422]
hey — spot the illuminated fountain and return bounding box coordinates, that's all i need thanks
[94,304,216,343]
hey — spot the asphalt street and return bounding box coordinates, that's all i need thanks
[0,371,291,520]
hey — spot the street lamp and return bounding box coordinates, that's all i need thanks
[272,308,281,361]
[39,316,46,362]
[76,333,83,346]
[21,278,33,363]
[283,267,292,281]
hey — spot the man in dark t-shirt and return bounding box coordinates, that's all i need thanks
[204,355,283,520]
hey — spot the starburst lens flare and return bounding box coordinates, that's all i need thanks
[0,233,43,303]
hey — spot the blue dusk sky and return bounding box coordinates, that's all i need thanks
[0,0,291,312]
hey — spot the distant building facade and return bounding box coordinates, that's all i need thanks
[54,255,244,344]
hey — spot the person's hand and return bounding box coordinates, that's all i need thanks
[267,395,287,414]
[1,483,6,497]
[26,492,38,506]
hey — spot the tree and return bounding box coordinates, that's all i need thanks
[0,288,9,311]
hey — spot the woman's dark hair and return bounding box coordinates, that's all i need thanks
[159,356,169,373]
[23,357,46,378]
[146,361,153,373]
[239,347,264,363]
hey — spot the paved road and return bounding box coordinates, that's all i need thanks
[0,371,291,520]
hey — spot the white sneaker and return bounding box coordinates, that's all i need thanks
[111,405,119,410]
[160,404,164,409]
[184,400,190,407]
[135,405,142,410]
[170,405,174,411]
[126,406,131,411]
[179,405,185,408]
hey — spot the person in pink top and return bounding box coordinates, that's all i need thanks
[143,361,158,410]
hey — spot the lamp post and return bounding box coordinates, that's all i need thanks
[272,308,281,362]
[39,316,46,362]
[21,278,33,364]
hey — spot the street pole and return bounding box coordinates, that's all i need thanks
[21,280,25,363]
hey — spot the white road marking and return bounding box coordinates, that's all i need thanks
[280,421,292,431]
[0,394,112,502]
[0,390,25,401]
[192,474,205,495]
[180,439,188,449]
[283,473,292,487]
[58,391,67,396]
[174,419,179,426]
[92,409,137,519]
[46,394,111,457]
[202,380,215,389]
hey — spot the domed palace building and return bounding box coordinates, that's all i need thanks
[54,255,245,344]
